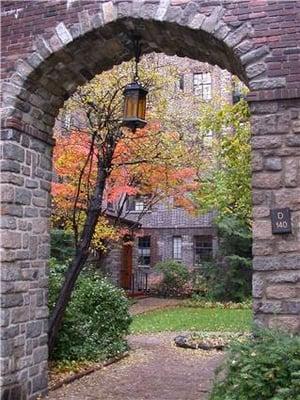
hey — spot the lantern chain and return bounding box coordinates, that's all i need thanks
[133,36,141,82]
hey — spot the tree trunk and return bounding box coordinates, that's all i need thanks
[48,167,108,353]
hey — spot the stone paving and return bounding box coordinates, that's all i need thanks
[46,332,224,400]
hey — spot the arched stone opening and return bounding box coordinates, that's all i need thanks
[1,2,300,400]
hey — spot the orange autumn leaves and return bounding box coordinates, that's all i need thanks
[52,121,198,248]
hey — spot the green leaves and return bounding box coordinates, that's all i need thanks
[195,99,251,225]
[210,330,300,400]
[49,260,132,361]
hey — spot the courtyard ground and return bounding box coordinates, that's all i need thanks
[129,296,184,315]
[46,332,224,400]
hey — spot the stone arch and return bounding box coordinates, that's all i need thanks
[1,2,300,400]
[3,3,275,136]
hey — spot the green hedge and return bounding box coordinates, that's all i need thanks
[210,330,300,400]
[49,259,132,361]
[154,260,190,297]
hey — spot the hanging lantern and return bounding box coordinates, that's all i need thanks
[122,37,148,131]
[122,82,148,130]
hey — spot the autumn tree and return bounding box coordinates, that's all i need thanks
[49,55,198,351]
[193,97,251,225]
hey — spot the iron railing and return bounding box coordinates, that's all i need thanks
[130,269,148,295]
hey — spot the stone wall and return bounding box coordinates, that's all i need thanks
[1,1,300,399]
[251,98,300,333]
[0,125,53,399]
[140,226,217,268]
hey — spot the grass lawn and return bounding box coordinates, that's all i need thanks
[130,307,252,334]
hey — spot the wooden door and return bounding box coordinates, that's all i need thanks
[121,244,133,290]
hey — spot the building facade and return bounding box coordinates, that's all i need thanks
[102,54,235,292]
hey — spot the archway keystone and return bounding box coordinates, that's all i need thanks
[1,1,300,399]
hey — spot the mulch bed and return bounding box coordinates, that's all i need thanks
[48,352,129,391]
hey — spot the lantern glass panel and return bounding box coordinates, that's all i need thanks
[124,91,139,118]
[137,94,146,120]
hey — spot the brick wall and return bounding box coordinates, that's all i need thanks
[1,1,300,399]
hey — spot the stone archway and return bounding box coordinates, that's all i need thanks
[1,1,300,399]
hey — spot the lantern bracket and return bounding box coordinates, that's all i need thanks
[133,36,142,82]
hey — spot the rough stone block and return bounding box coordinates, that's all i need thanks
[264,157,282,171]
[286,135,300,147]
[275,189,300,210]
[252,274,265,298]
[26,321,43,339]
[201,7,224,34]
[0,216,17,230]
[15,188,32,206]
[32,372,48,394]
[11,307,30,323]
[252,172,282,189]
[0,231,22,249]
[284,158,299,187]
[0,160,21,174]
[225,23,250,48]
[102,2,117,23]
[266,285,297,300]
[2,143,25,163]
[269,315,300,333]
[254,255,300,271]
[33,346,48,364]
[1,294,24,308]
[253,220,272,240]
[1,172,24,186]
[245,62,266,79]
[251,136,282,149]
[188,13,205,29]
[251,152,263,171]
[55,22,73,45]
[250,77,286,90]
[240,45,269,65]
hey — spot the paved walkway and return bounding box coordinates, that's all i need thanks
[46,333,224,400]
[129,297,184,315]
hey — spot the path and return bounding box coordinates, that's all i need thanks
[129,296,184,315]
[46,332,224,400]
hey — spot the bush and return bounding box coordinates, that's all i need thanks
[210,330,300,400]
[194,215,252,302]
[197,256,252,302]
[50,229,74,263]
[49,259,132,361]
[154,260,190,297]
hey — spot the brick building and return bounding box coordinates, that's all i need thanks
[2,2,300,398]
[101,54,236,292]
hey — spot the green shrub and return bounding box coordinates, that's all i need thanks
[50,229,74,263]
[198,256,252,302]
[49,259,132,361]
[210,330,300,400]
[194,215,252,302]
[154,260,190,297]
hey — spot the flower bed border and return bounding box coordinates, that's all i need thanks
[48,352,129,392]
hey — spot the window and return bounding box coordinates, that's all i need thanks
[138,236,151,266]
[135,199,145,212]
[194,236,213,264]
[193,72,212,100]
[62,113,72,130]
[173,236,182,260]
[127,196,147,212]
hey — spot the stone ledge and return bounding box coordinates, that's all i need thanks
[1,118,55,147]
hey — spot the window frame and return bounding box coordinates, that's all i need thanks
[172,236,182,261]
[194,236,213,264]
[138,236,151,267]
[193,72,212,100]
